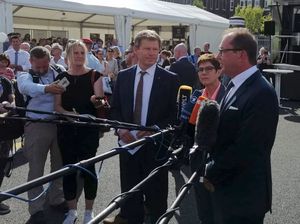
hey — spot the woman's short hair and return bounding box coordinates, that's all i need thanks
[197,53,221,70]
[0,54,10,66]
[65,40,87,66]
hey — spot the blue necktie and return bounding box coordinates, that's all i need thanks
[15,51,19,66]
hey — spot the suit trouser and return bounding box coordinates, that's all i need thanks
[119,144,168,224]
[23,122,64,215]
[190,151,214,224]
[0,141,11,186]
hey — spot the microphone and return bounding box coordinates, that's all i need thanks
[194,99,220,151]
[180,89,201,123]
[191,99,219,186]
[177,85,192,120]
[188,95,207,125]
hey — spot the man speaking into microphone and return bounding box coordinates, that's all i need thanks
[205,28,279,224]
[106,30,179,224]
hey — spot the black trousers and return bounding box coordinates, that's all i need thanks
[119,143,168,224]
[57,126,99,201]
[0,141,11,186]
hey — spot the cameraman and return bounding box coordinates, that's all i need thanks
[17,46,66,223]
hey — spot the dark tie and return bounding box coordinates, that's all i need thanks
[15,51,19,66]
[133,71,147,125]
[221,81,234,110]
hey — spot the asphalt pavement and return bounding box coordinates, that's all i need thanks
[1,100,300,224]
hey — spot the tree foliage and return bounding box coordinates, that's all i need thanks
[192,0,204,8]
[235,6,272,34]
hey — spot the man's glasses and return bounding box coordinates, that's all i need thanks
[198,66,215,73]
[218,48,242,55]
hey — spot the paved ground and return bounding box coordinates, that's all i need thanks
[1,100,300,224]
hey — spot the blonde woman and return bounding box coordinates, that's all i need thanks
[54,40,104,224]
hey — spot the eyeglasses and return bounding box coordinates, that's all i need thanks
[218,48,242,55]
[198,66,215,73]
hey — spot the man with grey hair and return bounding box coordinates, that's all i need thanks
[17,46,67,223]
[170,43,197,89]
[50,43,67,69]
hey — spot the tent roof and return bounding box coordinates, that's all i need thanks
[8,0,228,28]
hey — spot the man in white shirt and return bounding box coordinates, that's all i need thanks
[82,38,102,72]
[4,33,31,75]
[105,30,179,224]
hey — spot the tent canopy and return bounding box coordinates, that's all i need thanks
[2,0,229,51]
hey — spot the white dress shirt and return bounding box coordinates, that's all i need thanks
[4,48,31,72]
[134,64,156,126]
[225,65,258,103]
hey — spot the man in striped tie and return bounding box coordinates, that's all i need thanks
[106,30,179,224]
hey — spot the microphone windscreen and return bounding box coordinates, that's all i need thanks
[177,85,192,102]
[195,100,220,151]
[180,90,201,123]
[188,96,207,125]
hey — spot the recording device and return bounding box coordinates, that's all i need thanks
[57,77,70,89]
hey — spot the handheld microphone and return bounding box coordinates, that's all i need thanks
[188,95,207,125]
[194,99,220,151]
[177,85,192,120]
[180,89,201,123]
[191,99,219,185]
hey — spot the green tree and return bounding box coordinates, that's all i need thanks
[235,5,271,34]
[192,0,204,8]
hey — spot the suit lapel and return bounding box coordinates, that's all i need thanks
[147,66,162,125]
[127,66,137,121]
[221,71,260,114]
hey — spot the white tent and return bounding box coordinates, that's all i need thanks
[1,0,229,51]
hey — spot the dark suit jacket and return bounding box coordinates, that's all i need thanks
[206,71,279,218]
[110,65,179,129]
[169,57,197,89]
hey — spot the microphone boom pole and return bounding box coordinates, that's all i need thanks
[0,129,172,203]
[3,106,158,132]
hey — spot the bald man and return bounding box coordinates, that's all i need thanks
[169,43,197,88]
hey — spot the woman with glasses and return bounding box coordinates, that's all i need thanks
[183,53,225,224]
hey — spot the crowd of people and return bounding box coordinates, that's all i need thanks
[0,28,279,224]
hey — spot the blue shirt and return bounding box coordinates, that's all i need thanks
[86,52,101,72]
[17,69,56,119]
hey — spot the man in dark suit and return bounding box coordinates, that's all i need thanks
[205,28,279,224]
[104,30,179,224]
[169,43,198,89]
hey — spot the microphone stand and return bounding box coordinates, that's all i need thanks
[88,147,184,224]
[3,106,158,132]
[0,129,172,203]
[156,147,208,224]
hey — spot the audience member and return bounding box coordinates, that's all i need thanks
[169,43,198,88]
[54,40,104,224]
[4,33,31,75]
[17,46,66,223]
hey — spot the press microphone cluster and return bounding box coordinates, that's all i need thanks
[157,99,220,224]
